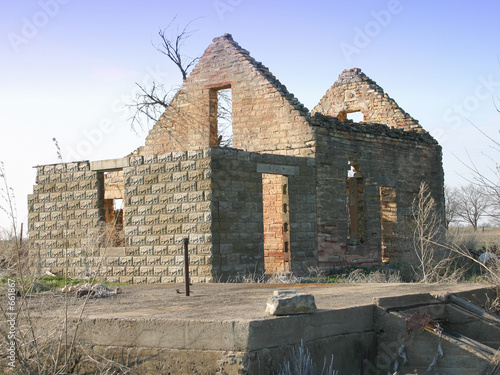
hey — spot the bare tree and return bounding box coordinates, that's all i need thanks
[455,184,490,230]
[128,82,174,134]
[457,101,500,223]
[444,184,460,228]
[127,17,234,147]
[127,17,200,134]
[154,17,201,81]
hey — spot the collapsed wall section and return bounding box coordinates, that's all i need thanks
[311,114,444,268]
[210,148,317,279]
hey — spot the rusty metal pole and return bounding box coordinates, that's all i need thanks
[183,237,190,296]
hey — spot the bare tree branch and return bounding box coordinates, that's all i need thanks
[154,16,202,81]
[127,17,234,148]
[127,82,174,133]
[454,184,490,230]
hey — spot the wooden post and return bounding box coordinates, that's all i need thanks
[183,237,190,296]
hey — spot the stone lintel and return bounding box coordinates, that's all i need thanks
[91,158,129,171]
[257,163,298,176]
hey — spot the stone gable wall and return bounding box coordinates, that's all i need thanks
[141,34,314,158]
[313,68,422,132]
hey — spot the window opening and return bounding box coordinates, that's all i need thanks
[338,110,364,122]
[347,111,364,122]
[380,187,397,262]
[210,86,233,147]
[348,160,356,178]
[100,170,125,247]
[346,159,365,243]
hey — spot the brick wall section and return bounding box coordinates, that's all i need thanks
[311,114,444,268]
[313,68,422,132]
[28,150,214,283]
[210,148,317,280]
[140,34,315,158]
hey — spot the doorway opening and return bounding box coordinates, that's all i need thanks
[262,173,290,273]
[99,170,125,247]
[346,159,365,243]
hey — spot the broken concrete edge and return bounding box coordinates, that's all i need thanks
[372,286,495,311]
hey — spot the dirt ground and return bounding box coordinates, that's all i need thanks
[21,282,492,322]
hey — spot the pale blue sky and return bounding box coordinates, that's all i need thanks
[1,0,499,229]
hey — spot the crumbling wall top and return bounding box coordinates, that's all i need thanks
[313,68,422,132]
[310,112,437,145]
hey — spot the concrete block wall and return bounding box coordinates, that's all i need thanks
[312,116,444,268]
[120,150,213,284]
[28,161,102,276]
[210,148,317,280]
[28,150,214,283]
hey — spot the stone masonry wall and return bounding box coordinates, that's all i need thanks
[313,68,422,132]
[311,115,444,268]
[29,150,214,283]
[140,34,315,158]
[210,148,317,280]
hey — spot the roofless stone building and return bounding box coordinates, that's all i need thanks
[28,34,444,283]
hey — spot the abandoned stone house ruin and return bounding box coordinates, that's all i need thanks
[28,34,444,283]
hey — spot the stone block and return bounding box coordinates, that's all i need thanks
[144,174,159,185]
[140,266,154,276]
[165,162,180,173]
[158,153,173,163]
[161,256,175,265]
[147,276,162,284]
[173,171,188,182]
[155,246,168,255]
[188,150,204,160]
[265,291,317,315]
[147,256,161,265]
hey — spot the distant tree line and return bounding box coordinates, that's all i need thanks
[445,183,499,230]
